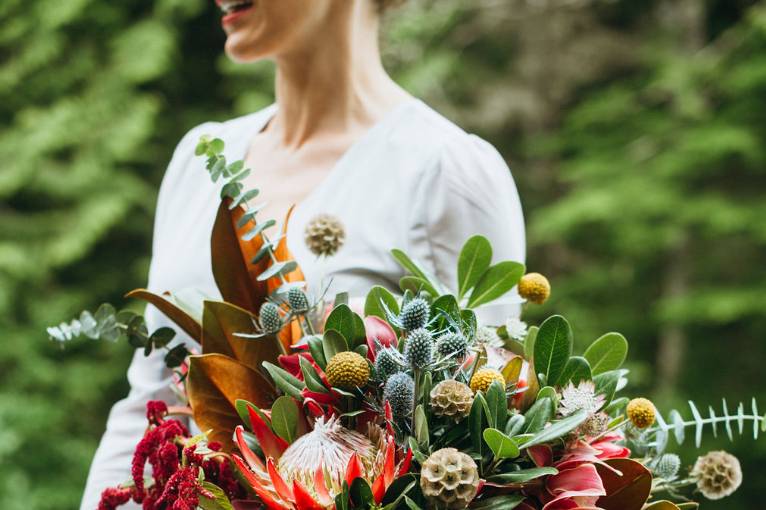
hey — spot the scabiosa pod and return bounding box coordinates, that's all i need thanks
[384,372,415,424]
[398,297,430,331]
[304,213,346,257]
[404,328,433,369]
[691,450,742,500]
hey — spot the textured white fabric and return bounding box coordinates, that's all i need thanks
[79,99,525,509]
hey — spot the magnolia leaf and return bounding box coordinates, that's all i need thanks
[270,396,299,444]
[533,315,573,387]
[467,261,525,308]
[483,428,520,459]
[457,235,492,299]
[201,301,281,372]
[125,289,202,341]
[595,458,651,510]
[584,332,628,375]
[211,199,268,313]
[187,354,276,450]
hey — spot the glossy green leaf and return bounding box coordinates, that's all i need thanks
[364,285,400,321]
[523,396,553,434]
[467,495,525,509]
[467,260,525,308]
[483,428,520,459]
[520,409,588,449]
[487,466,559,484]
[322,329,349,361]
[469,393,490,455]
[262,361,304,400]
[270,396,299,443]
[325,304,366,346]
[594,370,621,406]
[390,248,441,296]
[584,332,628,375]
[533,315,573,387]
[560,356,592,385]
[457,235,492,298]
[485,380,508,430]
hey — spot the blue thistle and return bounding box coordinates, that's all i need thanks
[404,328,433,369]
[384,372,415,423]
[399,297,430,331]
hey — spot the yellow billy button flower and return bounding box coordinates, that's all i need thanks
[325,351,370,389]
[626,397,656,429]
[518,272,551,304]
[469,368,505,394]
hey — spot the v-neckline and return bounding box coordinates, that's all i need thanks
[235,97,419,220]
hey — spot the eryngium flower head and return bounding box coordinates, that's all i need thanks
[325,351,370,389]
[286,287,310,313]
[654,453,681,480]
[374,347,405,382]
[626,397,656,429]
[399,297,430,331]
[558,381,605,417]
[436,332,468,359]
[304,213,345,257]
[430,380,474,422]
[469,368,504,394]
[420,448,480,509]
[383,372,415,423]
[473,326,503,348]
[258,302,283,334]
[691,450,742,500]
[518,272,551,304]
[404,328,433,369]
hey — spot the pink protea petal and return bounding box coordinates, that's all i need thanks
[397,447,413,476]
[364,316,398,359]
[529,445,553,467]
[292,480,323,510]
[547,463,605,500]
[372,475,386,504]
[235,425,265,472]
[313,465,333,507]
[248,407,288,460]
[383,438,396,486]
[231,455,289,510]
[345,453,364,487]
[267,458,294,503]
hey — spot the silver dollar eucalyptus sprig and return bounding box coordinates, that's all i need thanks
[194,135,318,335]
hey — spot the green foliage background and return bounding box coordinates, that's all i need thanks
[1,0,764,508]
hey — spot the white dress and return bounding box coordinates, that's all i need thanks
[80,98,525,509]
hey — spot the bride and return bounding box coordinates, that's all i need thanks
[80,1,525,507]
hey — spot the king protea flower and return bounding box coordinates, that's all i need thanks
[232,410,408,509]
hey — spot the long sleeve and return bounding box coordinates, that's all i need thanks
[79,123,215,510]
[410,133,526,324]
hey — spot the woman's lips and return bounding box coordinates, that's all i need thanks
[217,0,254,26]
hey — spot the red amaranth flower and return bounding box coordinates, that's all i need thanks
[156,466,215,510]
[146,400,169,425]
[97,487,132,510]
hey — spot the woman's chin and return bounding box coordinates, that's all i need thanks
[224,35,266,63]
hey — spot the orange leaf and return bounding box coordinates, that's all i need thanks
[125,289,202,341]
[212,199,269,314]
[520,361,540,411]
[201,300,282,372]
[187,354,277,450]
[596,458,652,510]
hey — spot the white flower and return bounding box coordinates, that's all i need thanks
[558,381,605,417]
[505,317,528,340]
[474,326,503,348]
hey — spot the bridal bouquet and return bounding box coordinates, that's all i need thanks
[51,137,763,510]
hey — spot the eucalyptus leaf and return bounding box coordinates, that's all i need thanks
[257,260,297,281]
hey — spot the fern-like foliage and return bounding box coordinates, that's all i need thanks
[194,136,302,296]
[652,399,766,454]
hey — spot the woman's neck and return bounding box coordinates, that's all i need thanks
[269,4,409,148]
